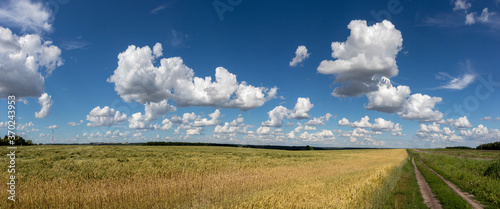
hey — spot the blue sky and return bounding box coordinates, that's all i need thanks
[1,0,499,148]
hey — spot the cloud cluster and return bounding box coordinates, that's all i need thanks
[35,93,53,119]
[67,120,83,126]
[316,20,443,123]
[365,77,410,113]
[450,0,497,27]
[295,130,335,142]
[365,79,444,122]
[447,116,472,129]
[108,43,277,110]
[336,116,402,145]
[167,109,222,135]
[397,94,443,122]
[0,0,53,33]
[214,115,250,134]
[0,27,62,98]
[461,124,500,141]
[317,20,403,97]
[416,122,463,143]
[262,97,320,127]
[86,106,128,127]
[128,100,176,129]
[338,116,403,135]
[465,8,495,25]
[289,45,310,67]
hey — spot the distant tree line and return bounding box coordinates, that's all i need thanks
[144,141,239,147]
[477,141,500,150]
[143,141,318,151]
[1,135,33,146]
[445,146,474,149]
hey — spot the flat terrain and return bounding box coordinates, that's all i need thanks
[411,149,500,208]
[417,149,500,160]
[1,146,407,208]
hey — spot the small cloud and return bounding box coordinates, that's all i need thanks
[150,5,166,14]
[46,125,58,129]
[465,12,476,25]
[480,116,492,121]
[35,93,53,119]
[169,30,188,48]
[61,40,88,50]
[435,72,476,90]
[289,45,310,67]
[453,0,471,12]
[67,120,83,126]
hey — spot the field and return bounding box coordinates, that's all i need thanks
[1,146,407,208]
[416,149,500,160]
[410,149,500,208]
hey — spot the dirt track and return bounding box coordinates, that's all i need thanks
[416,157,484,209]
[412,156,442,209]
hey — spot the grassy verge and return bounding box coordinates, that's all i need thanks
[381,151,427,209]
[414,156,472,209]
[416,150,500,207]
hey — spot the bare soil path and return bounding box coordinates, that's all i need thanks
[412,156,442,209]
[417,157,484,209]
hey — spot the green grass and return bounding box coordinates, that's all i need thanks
[420,149,500,160]
[414,150,500,207]
[414,156,472,209]
[382,152,427,209]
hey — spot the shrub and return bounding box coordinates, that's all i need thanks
[484,161,500,179]
[303,145,314,150]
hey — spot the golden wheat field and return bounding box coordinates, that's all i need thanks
[1,146,407,208]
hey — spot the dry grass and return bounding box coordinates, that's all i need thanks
[1,146,407,208]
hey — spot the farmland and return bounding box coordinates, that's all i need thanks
[1,146,407,208]
[410,149,500,208]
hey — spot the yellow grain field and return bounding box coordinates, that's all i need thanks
[1,146,407,208]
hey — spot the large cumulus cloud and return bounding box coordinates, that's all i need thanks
[0,26,62,98]
[317,20,403,97]
[107,43,277,111]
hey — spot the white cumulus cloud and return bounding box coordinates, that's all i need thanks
[107,43,277,110]
[0,27,63,98]
[289,45,310,67]
[447,116,472,129]
[338,117,350,126]
[317,20,403,97]
[86,106,128,127]
[398,94,443,123]
[350,116,372,128]
[461,124,500,141]
[288,97,314,119]
[365,77,410,113]
[304,113,333,126]
[261,106,289,127]
[35,93,53,119]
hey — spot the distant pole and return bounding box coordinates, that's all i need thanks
[52,129,54,144]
